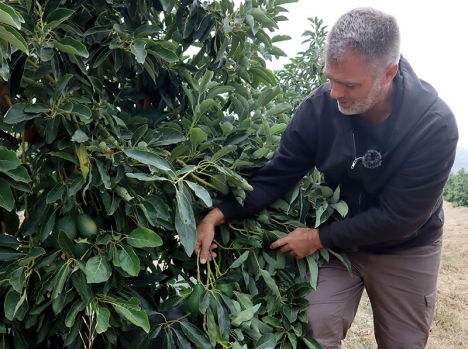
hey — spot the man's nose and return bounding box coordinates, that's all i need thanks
[330,82,345,99]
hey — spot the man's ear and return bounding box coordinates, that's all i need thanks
[384,63,399,83]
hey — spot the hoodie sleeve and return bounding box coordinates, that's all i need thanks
[217,97,319,222]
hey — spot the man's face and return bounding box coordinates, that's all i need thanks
[325,52,384,115]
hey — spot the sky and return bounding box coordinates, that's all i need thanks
[241,0,468,148]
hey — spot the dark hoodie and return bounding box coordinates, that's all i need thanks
[218,56,458,254]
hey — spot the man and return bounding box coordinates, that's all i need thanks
[195,7,458,349]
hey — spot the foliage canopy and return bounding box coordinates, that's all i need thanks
[0,1,346,348]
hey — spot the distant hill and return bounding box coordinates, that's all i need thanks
[452,146,468,173]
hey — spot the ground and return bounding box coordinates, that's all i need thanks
[342,201,468,349]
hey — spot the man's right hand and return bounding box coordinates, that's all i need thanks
[195,208,225,264]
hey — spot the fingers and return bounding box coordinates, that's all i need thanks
[198,243,218,264]
[271,238,292,255]
[270,237,288,250]
[270,236,302,258]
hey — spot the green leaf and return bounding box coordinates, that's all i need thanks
[269,45,287,57]
[174,329,192,349]
[282,304,299,323]
[46,183,65,204]
[71,104,92,120]
[255,333,276,349]
[142,195,170,222]
[150,43,178,63]
[0,3,24,29]
[260,269,280,297]
[126,173,168,182]
[198,70,214,94]
[95,159,111,189]
[57,230,75,258]
[230,251,249,269]
[95,306,110,334]
[52,264,71,300]
[331,201,349,217]
[149,326,162,340]
[48,151,79,165]
[189,128,207,147]
[0,23,28,54]
[124,149,173,174]
[85,255,112,283]
[198,98,220,116]
[287,332,297,349]
[0,180,14,211]
[253,148,270,158]
[3,103,36,124]
[135,24,161,38]
[211,145,237,163]
[65,300,85,328]
[68,176,84,196]
[319,248,330,263]
[53,74,74,100]
[153,128,186,146]
[54,37,89,58]
[19,248,45,267]
[215,297,230,340]
[265,102,292,116]
[111,298,150,333]
[262,316,282,328]
[0,147,21,171]
[131,40,147,64]
[127,227,163,248]
[262,250,284,270]
[8,267,24,293]
[2,166,31,183]
[302,337,322,349]
[250,66,276,86]
[2,176,31,193]
[272,34,292,43]
[206,308,217,347]
[115,185,133,202]
[231,304,260,327]
[114,246,140,276]
[328,249,352,274]
[0,234,20,248]
[206,85,235,99]
[246,8,277,28]
[186,181,212,207]
[215,270,243,284]
[274,0,299,4]
[270,123,287,135]
[306,254,319,290]
[175,188,196,256]
[180,322,212,349]
[44,9,74,31]
[4,289,20,320]
[24,103,50,113]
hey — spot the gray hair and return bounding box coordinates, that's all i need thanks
[325,7,401,72]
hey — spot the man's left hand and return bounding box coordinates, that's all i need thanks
[270,227,324,259]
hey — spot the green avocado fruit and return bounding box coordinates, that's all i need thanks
[76,213,99,238]
[75,242,89,258]
[50,216,78,249]
[215,283,234,298]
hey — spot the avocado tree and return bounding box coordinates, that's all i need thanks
[444,168,468,207]
[0,1,348,348]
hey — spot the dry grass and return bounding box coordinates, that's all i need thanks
[342,201,468,349]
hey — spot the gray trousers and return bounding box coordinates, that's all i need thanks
[304,239,442,349]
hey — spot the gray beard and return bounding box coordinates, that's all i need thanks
[337,80,383,115]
